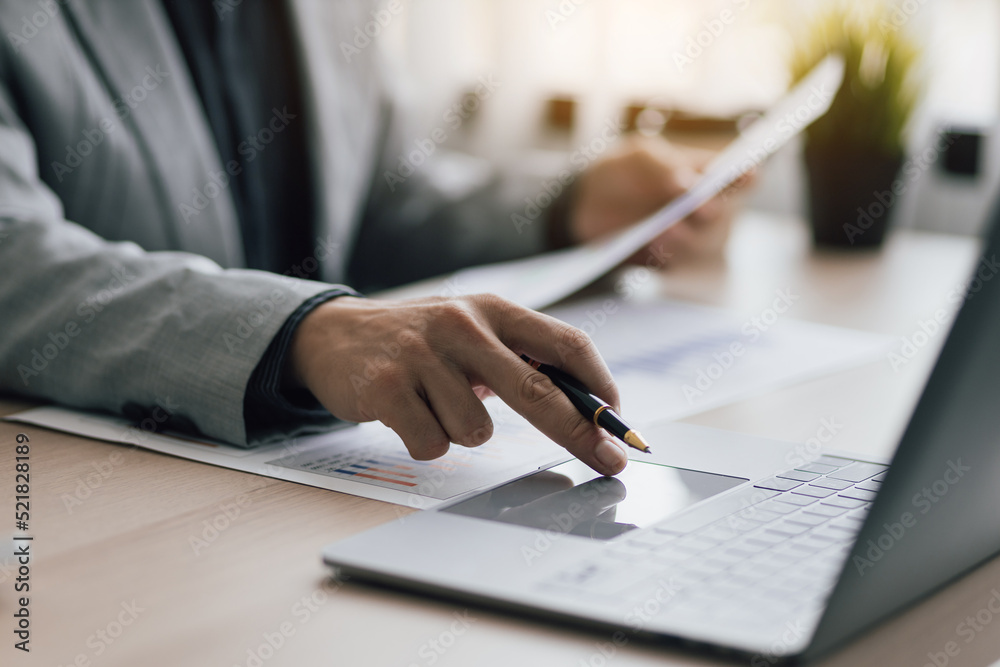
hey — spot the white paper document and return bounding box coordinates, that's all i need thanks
[386,56,844,310]
[547,296,893,426]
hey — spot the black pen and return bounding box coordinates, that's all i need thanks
[521,355,652,454]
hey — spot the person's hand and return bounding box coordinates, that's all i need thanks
[286,294,628,476]
[568,136,752,267]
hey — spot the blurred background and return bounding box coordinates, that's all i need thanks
[375,0,1000,237]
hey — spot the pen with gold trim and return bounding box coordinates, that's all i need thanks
[521,355,651,454]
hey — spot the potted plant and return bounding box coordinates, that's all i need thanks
[791,4,922,248]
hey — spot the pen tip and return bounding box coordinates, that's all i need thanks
[623,430,652,454]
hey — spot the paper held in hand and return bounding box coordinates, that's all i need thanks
[382,55,845,310]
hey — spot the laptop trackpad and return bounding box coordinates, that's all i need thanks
[443,460,746,540]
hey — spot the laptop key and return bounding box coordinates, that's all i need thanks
[820,496,866,509]
[745,531,787,547]
[673,535,717,553]
[756,499,798,514]
[765,521,810,536]
[813,455,852,467]
[776,469,821,482]
[737,508,784,524]
[803,503,848,517]
[838,488,878,502]
[795,462,839,474]
[871,471,888,482]
[704,552,744,566]
[829,518,863,531]
[808,477,853,491]
[755,477,803,492]
[855,480,881,493]
[604,544,649,560]
[811,527,856,543]
[651,546,694,564]
[827,462,888,483]
[774,493,817,507]
[784,512,828,527]
[723,516,763,532]
[696,524,739,542]
[793,485,836,498]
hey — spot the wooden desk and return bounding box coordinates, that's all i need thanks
[3,213,999,667]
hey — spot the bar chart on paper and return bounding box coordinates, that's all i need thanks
[267,413,567,501]
[5,401,570,508]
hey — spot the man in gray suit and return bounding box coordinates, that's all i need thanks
[0,1,738,477]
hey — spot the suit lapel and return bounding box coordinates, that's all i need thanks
[63,0,245,267]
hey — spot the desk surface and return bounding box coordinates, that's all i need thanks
[3,213,999,667]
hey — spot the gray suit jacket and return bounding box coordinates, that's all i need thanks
[0,0,547,445]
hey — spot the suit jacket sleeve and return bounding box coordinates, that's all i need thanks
[0,79,342,447]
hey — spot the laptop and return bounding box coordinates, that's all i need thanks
[322,204,1000,662]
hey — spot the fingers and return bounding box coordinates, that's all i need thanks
[420,364,494,447]
[456,298,627,476]
[477,296,619,411]
[492,357,627,476]
[371,388,452,461]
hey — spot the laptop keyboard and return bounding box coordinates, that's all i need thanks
[540,455,888,631]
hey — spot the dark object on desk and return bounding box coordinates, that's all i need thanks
[792,7,921,249]
[940,128,983,178]
[805,143,903,248]
[545,97,576,132]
